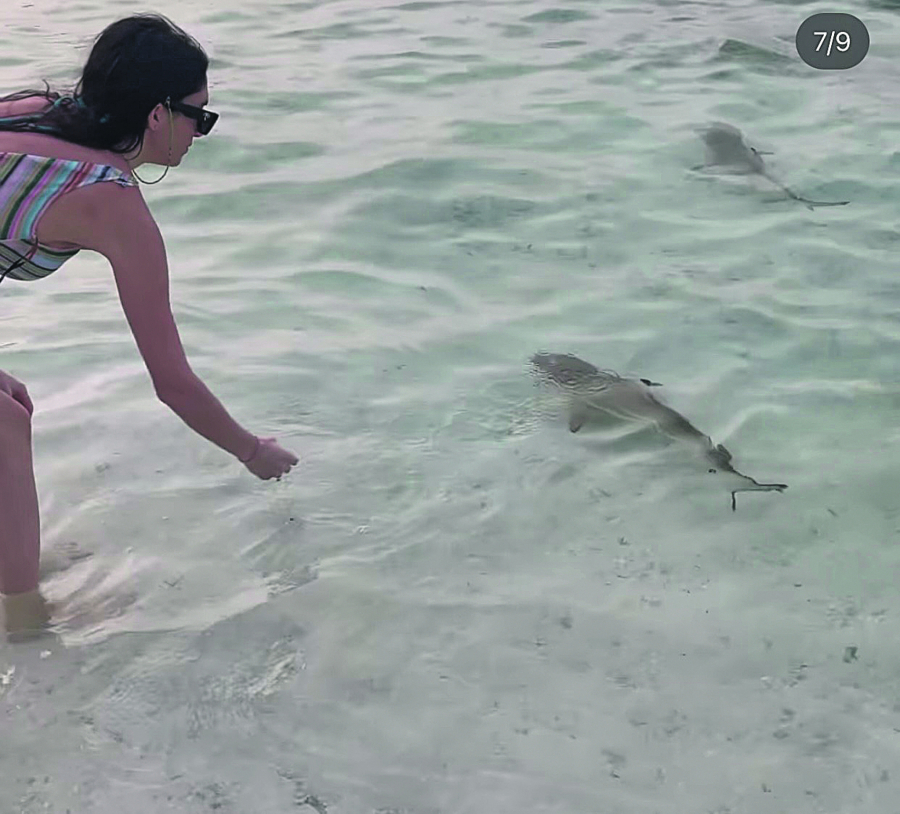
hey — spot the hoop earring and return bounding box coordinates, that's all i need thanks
[132,100,173,185]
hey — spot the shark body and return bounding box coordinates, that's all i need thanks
[695,122,849,210]
[530,352,787,510]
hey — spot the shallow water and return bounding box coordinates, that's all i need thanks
[3,0,900,811]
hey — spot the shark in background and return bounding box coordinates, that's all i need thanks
[694,121,850,210]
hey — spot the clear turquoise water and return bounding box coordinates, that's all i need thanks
[3,1,900,811]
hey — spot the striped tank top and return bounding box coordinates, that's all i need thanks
[0,152,136,282]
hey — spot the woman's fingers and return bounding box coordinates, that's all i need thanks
[0,372,33,415]
[13,383,33,415]
[244,436,299,480]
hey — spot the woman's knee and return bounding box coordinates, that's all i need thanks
[0,390,32,447]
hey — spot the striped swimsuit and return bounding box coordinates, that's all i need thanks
[0,152,136,282]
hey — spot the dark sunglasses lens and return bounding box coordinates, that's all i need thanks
[198,111,217,135]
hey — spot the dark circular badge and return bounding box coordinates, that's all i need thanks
[796,13,869,70]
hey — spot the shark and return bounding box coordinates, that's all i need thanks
[694,121,849,210]
[530,352,787,511]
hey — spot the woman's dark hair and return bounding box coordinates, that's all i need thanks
[0,13,208,154]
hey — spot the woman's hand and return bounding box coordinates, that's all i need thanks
[0,369,33,415]
[241,436,299,480]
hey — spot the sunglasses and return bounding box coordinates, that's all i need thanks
[167,98,219,136]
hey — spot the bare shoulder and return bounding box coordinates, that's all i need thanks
[83,181,160,251]
[0,94,51,119]
[40,178,162,258]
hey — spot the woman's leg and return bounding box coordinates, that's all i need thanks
[0,388,47,636]
[0,388,40,594]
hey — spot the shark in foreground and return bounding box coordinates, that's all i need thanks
[530,352,787,511]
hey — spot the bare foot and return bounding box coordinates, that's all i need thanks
[1,590,54,642]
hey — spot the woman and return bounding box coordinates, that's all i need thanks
[0,14,299,637]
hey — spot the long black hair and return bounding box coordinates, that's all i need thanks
[0,13,208,155]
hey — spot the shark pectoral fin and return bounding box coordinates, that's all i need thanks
[568,404,589,433]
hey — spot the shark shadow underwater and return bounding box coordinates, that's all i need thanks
[694,122,849,210]
[530,352,787,511]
